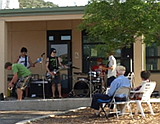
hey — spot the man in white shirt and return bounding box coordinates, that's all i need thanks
[104,51,117,87]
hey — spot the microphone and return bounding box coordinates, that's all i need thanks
[41,52,45,57]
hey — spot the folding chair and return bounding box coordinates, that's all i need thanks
[130,81,156,118]
[98,87,133,119]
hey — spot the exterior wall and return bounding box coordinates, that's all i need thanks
[6,20,82,77]
[0,20,7,94]
[150,74,160,91]
[7,21,47,76]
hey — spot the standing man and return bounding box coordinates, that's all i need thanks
[103,51,117,87]
[14,47,35,97]
[46,48,64,98]
[5,62,32,100]
[15,47,35,68]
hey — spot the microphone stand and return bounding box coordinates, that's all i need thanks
[40,53,45,99]
[89,61,92,98]
[86,56,92,98]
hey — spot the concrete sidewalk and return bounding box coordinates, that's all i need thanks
[0,97,91,124]
[0,97,159,124]
[0,110,63,124]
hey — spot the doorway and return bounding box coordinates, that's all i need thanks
[47,30,72,96]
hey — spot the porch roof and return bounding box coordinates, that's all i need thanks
[0,6,85,22]
[0,6,85,17]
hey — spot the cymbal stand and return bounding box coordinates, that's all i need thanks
[40,53,45,99]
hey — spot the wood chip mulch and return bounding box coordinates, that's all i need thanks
[29,103,160,124]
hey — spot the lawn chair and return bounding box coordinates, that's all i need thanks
[97,87,133,119]
[130,81,156,118]
[127,72,135,88]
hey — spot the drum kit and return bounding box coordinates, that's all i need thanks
[70,69,103,98]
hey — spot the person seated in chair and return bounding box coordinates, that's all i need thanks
[130,70,151,100]
[90,65,130,117]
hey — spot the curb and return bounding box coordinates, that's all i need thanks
[16,107,87,124]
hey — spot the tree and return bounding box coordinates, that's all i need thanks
[79,0,160,51]
[19,0,58,8]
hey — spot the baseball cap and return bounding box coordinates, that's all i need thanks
[97,58,102,62]
[50,48,56,54]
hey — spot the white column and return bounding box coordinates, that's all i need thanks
[0,20,7,95]
[134,35,145,87]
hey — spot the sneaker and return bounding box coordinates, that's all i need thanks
[108,113,116,117]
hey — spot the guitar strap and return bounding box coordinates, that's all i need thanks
[24,55,27,67]
[19,55,28,67]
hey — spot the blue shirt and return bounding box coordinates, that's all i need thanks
[108,75,130,97]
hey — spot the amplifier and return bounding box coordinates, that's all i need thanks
[29,80,52,98]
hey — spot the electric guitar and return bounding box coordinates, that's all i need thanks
[46,62,72,80]
[8,53,45,91]
[27,52,45,69]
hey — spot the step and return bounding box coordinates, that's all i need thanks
[0,98,92,111]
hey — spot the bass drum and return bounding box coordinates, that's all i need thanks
[73,80,90,97]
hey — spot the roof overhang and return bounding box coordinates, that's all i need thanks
[0,6,85,22]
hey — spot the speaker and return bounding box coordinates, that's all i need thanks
[29,81,52,98]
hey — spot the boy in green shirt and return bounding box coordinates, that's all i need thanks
[5,62,31,100]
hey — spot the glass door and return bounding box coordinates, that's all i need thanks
[47,30,72,97]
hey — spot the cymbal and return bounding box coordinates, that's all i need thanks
[74,72,86,75]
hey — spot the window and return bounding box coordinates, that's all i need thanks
[82,31,133,74]
[61,36,71,40]
[146,45,160,72]
[49,36,54,41]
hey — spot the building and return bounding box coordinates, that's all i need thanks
[0,6,159,97]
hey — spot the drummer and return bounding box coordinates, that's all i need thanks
[91,58,106,89]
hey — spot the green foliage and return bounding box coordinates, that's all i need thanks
[19,0,58,8]
[79,0,160,51]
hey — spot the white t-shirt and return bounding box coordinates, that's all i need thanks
[107,55,116,78]
[18,55,30,68]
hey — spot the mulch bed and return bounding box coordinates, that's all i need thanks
[29,103,160,124]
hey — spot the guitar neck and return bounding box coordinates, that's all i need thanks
[27,61,38,69]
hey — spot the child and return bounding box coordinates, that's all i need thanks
[130,70,151,100]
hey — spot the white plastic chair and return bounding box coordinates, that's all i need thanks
[127,72,135,88]
[130,81,156,118]
[98,87,133,119]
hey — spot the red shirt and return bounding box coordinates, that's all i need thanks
[92,64,105,75]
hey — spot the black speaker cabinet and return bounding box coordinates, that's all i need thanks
[29,80,52,98]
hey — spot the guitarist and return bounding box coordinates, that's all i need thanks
[5,62,32,100]
[46,48,64,98]
[14,47,35,97]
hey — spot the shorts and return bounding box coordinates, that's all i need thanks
[16,75,32,89]
[51,75,61,85]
